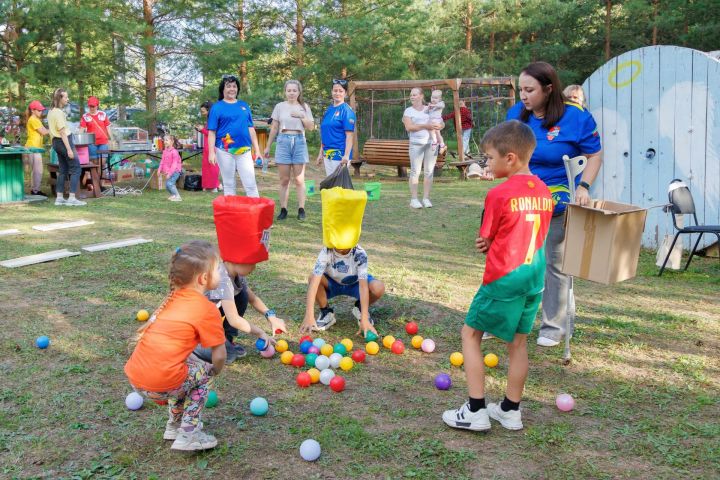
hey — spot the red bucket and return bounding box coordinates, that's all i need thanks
[76,145,89,165]
[213,196,275,264]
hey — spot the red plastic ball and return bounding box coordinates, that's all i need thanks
[405,322,419,335]
[391,340,405,354]
[329,375,346,392]
[351,350,366,363]
[275,329,283,335]
[291,353,306,368]
[299,335,313,345]
[296,372,312,388]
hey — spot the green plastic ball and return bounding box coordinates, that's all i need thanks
[305,353,318,367]
[333,343,347,355]
[206,390,218,408]
[365,331,379,342]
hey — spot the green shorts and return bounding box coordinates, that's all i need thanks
[464,288,543,342]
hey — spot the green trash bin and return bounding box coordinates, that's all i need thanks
[305,179,316,196]
[364,182,381,201]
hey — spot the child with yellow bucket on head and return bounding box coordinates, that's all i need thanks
[300,187,384,337]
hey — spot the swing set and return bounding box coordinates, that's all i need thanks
[348,77,516,177]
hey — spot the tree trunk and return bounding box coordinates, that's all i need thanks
[295,0,304,67]
[75,40,84,115]
[237,0,248,92]
[143,0,157,135]
[605,0,611,61]
[464,1,472,51]
[340,0,348,78]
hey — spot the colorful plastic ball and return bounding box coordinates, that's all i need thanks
[340,338,353,351]
[556,393,575,412]
[296,372,312,388]
[450,352,464,367]
[351,350,366,363]
[250,397,269,416]
[391,340,405,354]
[319,368,335,385]
[411,335,424,349]
[339,356,354,371]
[305,353,318,367]
[312,338,326,349]
[365,330,379,342]
[260,344,276,358]
[299,335,313,345]
[274,328,283,335]
[125,392,144,410]
[308,345,320,355]
[366,341,380,355]
[255,337,269,351]
[299,439,321,461]
[275,340,289,353]
[329,352,343,369]
[136,309,150,322]
[405,321,419,335]
[307,367,321,384]
[421,339,436,353]
[206,390,218,408]
[329,375,346,392]
[333,343,348,356]
[280,351,294,365]
[291,353,306,368]
[35,336,50,349]
[300,340,313,354]
[434,373,452,390]
[382,335,396,349]
[320,344,334,357]
[314,355,330,370]
[484,353,499,368]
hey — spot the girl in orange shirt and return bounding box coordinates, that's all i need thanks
[124,240,227,452]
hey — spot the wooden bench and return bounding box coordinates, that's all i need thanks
[351,139,446,177]
[47,162,102,198]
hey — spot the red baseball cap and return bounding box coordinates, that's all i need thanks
[28,100,45,111]
[87,96,100,107]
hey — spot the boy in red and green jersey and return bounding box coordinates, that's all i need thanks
[443,120,553,433]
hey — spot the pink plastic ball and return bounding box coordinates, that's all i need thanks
[421,339,436,353]
[260,344,275,358]
[308,345,320,355]
[556,393,575,412]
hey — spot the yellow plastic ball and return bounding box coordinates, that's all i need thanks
[366,341,380,355]
[382,335,396,349]
[450,352,464,367]
[307,368,320,384]
[136,309,150,322]
[484,353,499,368]
[320,344,334,357]
[339,357,354,371]
[275,340,289,353]
[340,338,353,352]
[411,335,424,349]
[280,351,294,365]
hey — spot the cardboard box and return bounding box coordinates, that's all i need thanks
[561,200,648,284]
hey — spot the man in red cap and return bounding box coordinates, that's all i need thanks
[79,96,113,161]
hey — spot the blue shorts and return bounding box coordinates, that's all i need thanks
[88,143,109,160]
[275,133,308,165]
[324,273,375,301]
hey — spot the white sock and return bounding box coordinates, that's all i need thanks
[68,193,76,200]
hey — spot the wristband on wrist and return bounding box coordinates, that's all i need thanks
[264,309,276,319]
[579,181,591,190]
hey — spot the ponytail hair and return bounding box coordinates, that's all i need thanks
[284,79,306,112]
[51,88,67,109]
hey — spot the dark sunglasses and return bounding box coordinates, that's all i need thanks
[332,78,349,87]
[222,74,239,82]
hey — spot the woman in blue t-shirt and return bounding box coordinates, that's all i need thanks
[315,79,356,176]
[506,62,602,348]
[207,75,263,197]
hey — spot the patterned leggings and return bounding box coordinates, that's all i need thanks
[135,355,213,428]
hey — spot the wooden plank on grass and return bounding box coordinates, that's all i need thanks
[32,219,95,232]
[0,249,80,268]
[0,229,22,236]
[82,237,153,252]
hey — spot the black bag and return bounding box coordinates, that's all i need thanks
[183,174,202,191]
[319,164,354,191]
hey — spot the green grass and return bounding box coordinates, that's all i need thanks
[1,160,719,479]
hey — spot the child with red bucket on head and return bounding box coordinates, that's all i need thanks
[193,196,288,363]
[124,240,226,452]
[442,120,553,432]
[299,187,384,337]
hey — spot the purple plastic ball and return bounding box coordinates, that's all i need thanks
[308,345,320,355]
[434,373,452,390]
[300,340,313,354]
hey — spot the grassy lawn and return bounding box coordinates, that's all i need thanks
[1,159,718,479]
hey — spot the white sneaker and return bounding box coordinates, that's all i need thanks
[422,198,433,208]
[536,336,560,347]
[487,402,523,430]
[64,198,87,206]
[211,188,218,193]
[315,311,336,331]
[163,420,180,440]
[410,199,423,209]
[169,196,182,202]
[442,401,491,431]
[170,427,217,451]
[351,306,375,327]
[482,332,495,340]
[54,197,66,206]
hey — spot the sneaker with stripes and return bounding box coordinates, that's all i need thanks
[442,401,491,431]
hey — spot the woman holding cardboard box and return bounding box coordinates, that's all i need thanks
[505,62,602,347]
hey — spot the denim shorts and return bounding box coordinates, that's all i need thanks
[324,273,376,300]
[275,133,308,165]
[88,143,109,159]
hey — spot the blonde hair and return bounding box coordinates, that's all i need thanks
[131,241,219,347]
[431,89,443,99]
[51,88,67,109]
[284,79,306,111]
[563,85,585,106]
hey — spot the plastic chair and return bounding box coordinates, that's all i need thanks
[658,179,720,276]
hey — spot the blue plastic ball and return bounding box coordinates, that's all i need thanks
[333,343,347,355]
[305,353,318,367]
[125,392,144,410]
[300,340,313,354]
[250,397,269,416]
[300,439,321,461]
[312,338,326,349]
[35,336,50,349]
[255,338,268,351]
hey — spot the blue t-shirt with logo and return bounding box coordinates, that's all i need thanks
[320,103,356,160]
[208,100,254,155]
[506,102,601,214]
